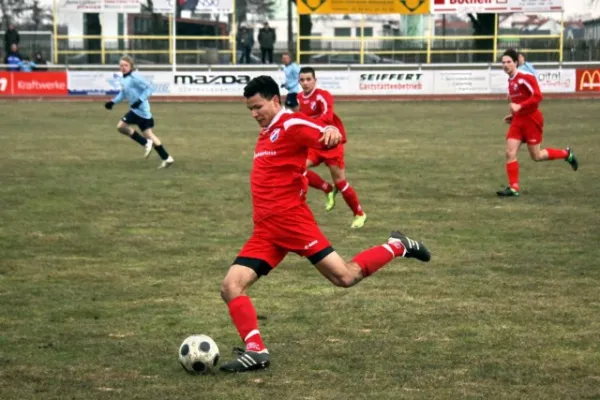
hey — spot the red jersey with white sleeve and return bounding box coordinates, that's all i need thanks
[298,88,347,143]
[508,70,543,118]
[251,109,335,222]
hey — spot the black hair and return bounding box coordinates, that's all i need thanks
[243,75,280,101]
[503,49,518,63]
[299,66,316,78]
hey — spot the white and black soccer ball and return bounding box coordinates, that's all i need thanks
[178,334,220,374]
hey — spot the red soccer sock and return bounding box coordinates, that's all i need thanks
[335,180,364,216]
[546,148,568,160]
[227,295,266,352]
[352,241,405,278]
[305,170,333,193]
[506,160,520,191]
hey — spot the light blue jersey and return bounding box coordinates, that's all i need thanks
[282,62,300,94]
[111,71,153,119]
[518,62,537,77]
[19,61,36,72]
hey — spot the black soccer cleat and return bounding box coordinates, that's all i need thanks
[496,186,520,197]
[566,147,578,171]
[388,231,431,262]
[219,349,270,373]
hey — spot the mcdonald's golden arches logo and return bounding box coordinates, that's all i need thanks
[297,0,430,14]
[577,69,600,91]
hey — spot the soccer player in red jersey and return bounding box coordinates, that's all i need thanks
[497,49,578,197]
[218,76,431,373]
[298,67,367,228]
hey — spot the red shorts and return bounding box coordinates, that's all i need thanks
[235,204,333,275]
[506,111,544,145]
[307,144,345,169]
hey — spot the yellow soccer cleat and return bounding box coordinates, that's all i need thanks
[350,213,367,229]
[325,188,337,212]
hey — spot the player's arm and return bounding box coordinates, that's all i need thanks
[105,87,124,110]
[286,118,342,149]
[315,91,335,125]
[514,74,542,113]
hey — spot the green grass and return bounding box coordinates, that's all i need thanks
[1,99,599,399]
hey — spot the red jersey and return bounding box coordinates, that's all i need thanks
[298,88,347,143]
[508,70,543,118]
[251,109,333,222]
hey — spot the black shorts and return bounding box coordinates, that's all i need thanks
[285,92,298,108]
[122,111,154,131]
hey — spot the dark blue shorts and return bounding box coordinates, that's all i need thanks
[121,111,154,132]
[285,92,298,108]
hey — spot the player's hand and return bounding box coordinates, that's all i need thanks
[509,102,521,114]
[280,83,286,89]
[104,101,114,110]
[131,99,142,109]
[503,114,513,124]
[319,126,342,148]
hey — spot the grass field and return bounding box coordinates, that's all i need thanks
[1,99,599,400]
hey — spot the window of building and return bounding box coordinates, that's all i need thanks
[334,27,351,37]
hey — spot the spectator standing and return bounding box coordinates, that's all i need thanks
[236,25,254,64]
[258,22,276,64]
[4,24,20,55]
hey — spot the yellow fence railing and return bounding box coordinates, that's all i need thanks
[296,13,564,64]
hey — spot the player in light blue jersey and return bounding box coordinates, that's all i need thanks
[517,52,537,77]
[104,56,174,169]
[280,52,300,110]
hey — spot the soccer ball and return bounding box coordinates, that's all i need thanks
[178,334,220,374]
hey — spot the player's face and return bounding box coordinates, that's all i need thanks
[299,73,316,94]
[517,54,525,66]
[119,60,132,74]
[282,54,291,65]
[246,93,280,128]
[502,56,517,75]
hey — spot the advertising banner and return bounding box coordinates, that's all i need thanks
[491,69,575,94]
[0,72,11,96]
[171,71,283,96]
[355,71,433,95]
[6,72,68,96]
[575,69,600,92]
[434,70,489,94]
[58,0,103,11]
[298,0,429,15]
[536,69,574,93]
[103,0,142,13]
[182,0,233,13]
[68,71,173,96]
[431,0,563,14]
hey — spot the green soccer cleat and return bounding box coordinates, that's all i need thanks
[219,348,270,373]
[566,147,578,171]
[350,213,367,229]
[325,188,338,212]
[496,186,520,197]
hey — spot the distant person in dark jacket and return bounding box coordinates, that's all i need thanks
[34,52,48,71]
[258,22,276,64]
[4,24,20,55]
[236,26,254,64]
[5,43,22,71]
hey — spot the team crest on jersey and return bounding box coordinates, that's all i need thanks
[513,83,518,91]
[270,128,281,142]
[311,101,317,110]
